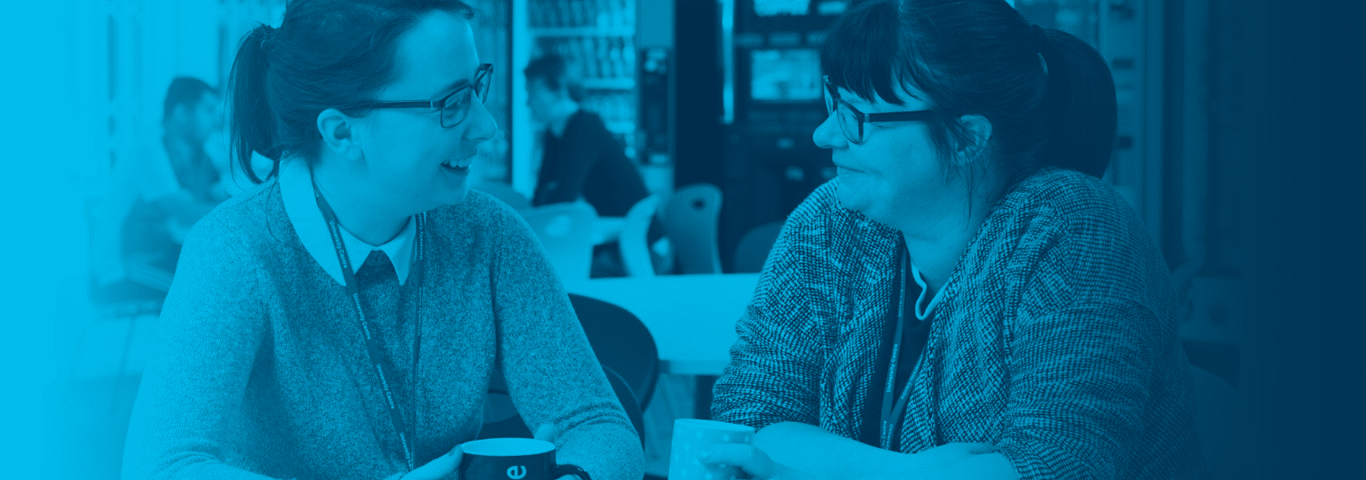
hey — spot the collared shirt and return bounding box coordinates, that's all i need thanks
[279,158,416,285]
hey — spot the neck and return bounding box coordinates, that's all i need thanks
[311,160,410,246]
[897,178,1003,295]
[548,103,580,137]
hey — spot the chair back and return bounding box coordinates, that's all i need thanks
[619,195,661,277]
[732,221,784,273]
[479,366,645,447]
[470,181,532,211]
[521,202,598,283]
[659,184,723,274]
[1190,365,1241,480]
[569,293,660,409]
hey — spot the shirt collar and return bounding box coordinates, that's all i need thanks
[279,158,415,286]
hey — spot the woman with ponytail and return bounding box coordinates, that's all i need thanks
[121,1,643,479]
[706,0,1207,478]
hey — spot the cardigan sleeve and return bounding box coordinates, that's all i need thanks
[993,198,1171,479]
[484,203,644,480]
[712,209,826,430]
[121,213,276,480]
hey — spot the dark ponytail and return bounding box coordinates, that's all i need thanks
[1036,27,1118,178]
[229,25,280,184]
[225,0,477,185]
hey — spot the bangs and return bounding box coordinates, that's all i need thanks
[819,0,906,105]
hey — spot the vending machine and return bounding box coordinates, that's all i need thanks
[673,0,847,270]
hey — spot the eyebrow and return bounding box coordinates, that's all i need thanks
[430,65,485,100]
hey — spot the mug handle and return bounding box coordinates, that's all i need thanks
[551,464,591,480]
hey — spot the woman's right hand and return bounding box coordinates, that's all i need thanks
[399,445,463,480]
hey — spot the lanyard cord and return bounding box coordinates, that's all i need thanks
[880,246,913,451]
[313,182,427,471]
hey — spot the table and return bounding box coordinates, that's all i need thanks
[566,273,760,375]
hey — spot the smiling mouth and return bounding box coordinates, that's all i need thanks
[442,156,473,173]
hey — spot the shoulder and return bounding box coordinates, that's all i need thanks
[783,180,899,252]
[567,110,610,135]
[426,189,535,242]
[186,179,280,248]
[994,168,1136,234]
[969,168,1171,308]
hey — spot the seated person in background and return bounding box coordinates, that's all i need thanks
[89,76,227,298]
[525,54,654,276]
[706,0,1208,479]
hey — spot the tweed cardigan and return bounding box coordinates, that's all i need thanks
[713,168,1208,479]
[122,181,643,480]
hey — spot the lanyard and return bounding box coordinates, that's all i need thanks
[314,183,427,471]
[880,246,912,451]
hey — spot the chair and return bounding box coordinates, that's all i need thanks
[1190,365,1241,480]
[479,366,646,447]
[619,195,661,277]
[659,184,723,274]
[521,202,599,283]
[732,221,784,273]
[470,181,532,211]
[569,294,660,409]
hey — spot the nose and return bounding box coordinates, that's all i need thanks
[812,112,846,150]
[463,97,499,145]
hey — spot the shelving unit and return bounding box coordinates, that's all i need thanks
[510,0,639,198]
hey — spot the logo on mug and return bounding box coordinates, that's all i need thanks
[506,465,527,479]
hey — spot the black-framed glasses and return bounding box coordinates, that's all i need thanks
[823,77,936,144]
[362,63,493,128]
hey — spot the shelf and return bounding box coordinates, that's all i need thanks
[530,27,635,37]
[581,78,636,90]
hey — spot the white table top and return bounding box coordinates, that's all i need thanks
[565,273,760,375]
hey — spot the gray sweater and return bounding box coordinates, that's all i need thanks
[714,169,1207,479]
[122,180,643,480]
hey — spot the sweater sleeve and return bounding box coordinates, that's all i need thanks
[711,203,825,430]
[994,203,1169,479]
[121,214,277,480]
[485,204,644,480]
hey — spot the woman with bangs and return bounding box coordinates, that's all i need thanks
[705,0,1209,478]
[120,1,643,479]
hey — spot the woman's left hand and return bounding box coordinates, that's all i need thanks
[700,444,819,480]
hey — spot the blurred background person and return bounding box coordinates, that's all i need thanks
[525,54,657,277]
[88,76,227,300]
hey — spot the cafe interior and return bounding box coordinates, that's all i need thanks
[39,0,1261,478]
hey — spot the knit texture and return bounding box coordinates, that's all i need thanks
[122,182,643,480]
[712,168,1209,479]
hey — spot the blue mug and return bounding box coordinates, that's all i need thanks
[459,438,590,480]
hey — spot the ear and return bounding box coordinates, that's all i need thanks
[316,108,364,162]
[954,114,994,165]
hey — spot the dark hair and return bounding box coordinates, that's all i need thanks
[230,0,476,183]
[523,54,585,102]
[163,77,218,123]
[821,0,1117,186]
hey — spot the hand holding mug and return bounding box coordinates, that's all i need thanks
[400,445,463,480]
[699,444,817,480]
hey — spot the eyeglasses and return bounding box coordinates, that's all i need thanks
[362,63,494,128]
[823,77,936,144]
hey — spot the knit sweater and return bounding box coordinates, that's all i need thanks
[712,168,1209,479]
[122,179,643,480]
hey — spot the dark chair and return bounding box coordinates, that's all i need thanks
[568,293,660,409]
[479,366,646,447]
[732,221,784,273]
